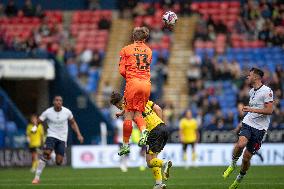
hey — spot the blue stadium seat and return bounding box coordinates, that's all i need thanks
[5,121,17,133]
[0,130,4,147]
[67,64,78,77]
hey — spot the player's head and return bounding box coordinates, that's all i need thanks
[53,95,63,109]
[247,67,264,85]
[132,27,149,42]
[30,114,38,125]
[184,110,192,119]
[110,92,124,110]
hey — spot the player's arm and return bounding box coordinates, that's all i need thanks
[153,104,163,120]
[195,130,200,143]
[40,125,45,146]
[179,121,184,142]
[243,90,273,115]
[234,123,242,134]
[119,49,126,78]
[116,110,125,118]
[243,102,273,115]
[69,118,84,144]
[26,127,31,143]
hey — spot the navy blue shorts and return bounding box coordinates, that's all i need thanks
[239,123,266,155]
[44,137,66,156]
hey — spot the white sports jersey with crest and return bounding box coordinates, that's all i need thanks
[39,106,73,142]
[242,85,273,130]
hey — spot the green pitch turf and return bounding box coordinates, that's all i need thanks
[0,166,283,189]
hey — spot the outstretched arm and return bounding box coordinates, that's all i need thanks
[242,102,273,115]
[119,49,126,78]
[69,118,84,144]
[153,104,163,120]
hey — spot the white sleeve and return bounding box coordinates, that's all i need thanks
[264,89,273,103]
[67,109,74,120]
[39,110,48,122]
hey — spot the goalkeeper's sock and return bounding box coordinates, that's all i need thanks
[123,120,132,143]
[152,167,162,184]
[35,158,47,180]
[150,158,163,168]
[134,116,146,131]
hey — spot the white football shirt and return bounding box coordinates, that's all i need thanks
[242,85,273,130]
[39,106,73,142]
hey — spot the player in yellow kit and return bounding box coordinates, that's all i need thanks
[179,110,199,168]
[110,92,171,189]
[26,114,44,172]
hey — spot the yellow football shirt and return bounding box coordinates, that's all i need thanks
[26,123,44,148]
[142,101,164,131]
[179,118,198,143]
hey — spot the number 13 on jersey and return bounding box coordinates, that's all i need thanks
[134,53,150,70]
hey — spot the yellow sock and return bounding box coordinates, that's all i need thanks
[192,152,197,162]
[150,158,163,168]
[32,161,36,170]
[152,167,162,183]
[32,160,39,170]
[183,152,187,161]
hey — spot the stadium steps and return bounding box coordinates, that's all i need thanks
[63,11,73,31]
[96,19,133,107]
[163,16,198,114]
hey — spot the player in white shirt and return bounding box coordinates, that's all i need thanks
[223,68,274,189]
[32,96,84,184]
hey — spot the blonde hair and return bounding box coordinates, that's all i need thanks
[132,27,149,41]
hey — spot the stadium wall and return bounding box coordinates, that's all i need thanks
[71,144,284,168]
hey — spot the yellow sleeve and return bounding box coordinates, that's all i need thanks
[26,125,31,136]
[179,119,185,130]
[38,124,44,136]
[147,101,154,109]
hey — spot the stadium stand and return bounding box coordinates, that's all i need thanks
[190,0,284,130]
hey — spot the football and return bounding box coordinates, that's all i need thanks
[162,11,178,26]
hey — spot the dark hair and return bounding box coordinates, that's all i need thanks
[53,95,62,99]
[250,67,264,78]
[110,92,123,105]
[132,27,149,41]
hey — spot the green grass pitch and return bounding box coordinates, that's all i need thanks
[0,166,283,189]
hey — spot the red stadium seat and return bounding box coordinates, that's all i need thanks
[229,1,241,8]
[200,2,209,9]
[220,2,229,9]
[190,3,199,11]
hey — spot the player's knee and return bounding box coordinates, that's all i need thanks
[242,154,252,163]
[236,141,246,149]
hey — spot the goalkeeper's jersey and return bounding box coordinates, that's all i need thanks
[142,101,164,131]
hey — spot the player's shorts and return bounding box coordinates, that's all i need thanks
[146,123,168,154]
[124,78,151,112]
[29,147,40,153]
[43,137,66,156]
[182,142,195,152]
[239,123,266,155]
